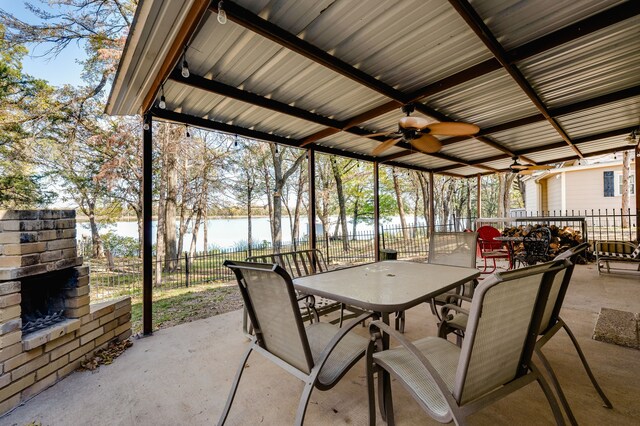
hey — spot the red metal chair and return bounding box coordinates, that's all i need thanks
[477,225,511,272]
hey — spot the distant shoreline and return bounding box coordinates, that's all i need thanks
[75,215,273,223]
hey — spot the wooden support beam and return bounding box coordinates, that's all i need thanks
[433,125,639,173]
[448,0,583,158]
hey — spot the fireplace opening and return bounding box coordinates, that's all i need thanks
[20,269,75,335]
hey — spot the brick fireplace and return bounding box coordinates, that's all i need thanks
[0,210,132,414]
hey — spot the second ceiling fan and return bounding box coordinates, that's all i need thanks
[509,157,553,174]
[367,104,480,156]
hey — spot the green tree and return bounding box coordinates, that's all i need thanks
[0,23,56,207]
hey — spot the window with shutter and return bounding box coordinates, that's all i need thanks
[603,171,614,197]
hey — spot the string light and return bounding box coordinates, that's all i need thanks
[181,47,190,78]
[234,134,238,147]
[158,85,166,109]
[185,125,190,138]
[217,1,227,24]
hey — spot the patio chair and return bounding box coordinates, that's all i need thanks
[366,262,568,425]
[476,225,511,273]
[439,243,612,425]
[220,260,375,426]
[515,226,552,267]
[533,243,613,425]
[394,232,478,333]
[244,249,363,336]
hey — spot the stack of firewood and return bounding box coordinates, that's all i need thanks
[502,224,587,263]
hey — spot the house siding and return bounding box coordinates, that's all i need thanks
[524,162,637,214]
[564,165,636,213]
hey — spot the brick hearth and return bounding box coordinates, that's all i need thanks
[0,210,131,414]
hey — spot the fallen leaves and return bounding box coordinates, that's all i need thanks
[80,339,133,372]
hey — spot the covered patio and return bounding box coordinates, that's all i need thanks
[2,263,639,424]
[44,0,640,423]
[105,0,640,334]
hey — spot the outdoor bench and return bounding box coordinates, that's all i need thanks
[595,240,640,274]
[244,249,364,334]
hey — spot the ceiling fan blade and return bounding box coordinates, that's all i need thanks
[426,122,480,136]
[410,134,442,153]
[363,131,395,138]
[526,165,553,170]
[399,116,430,130]
[372,138,402,156]
[518,169,537,175]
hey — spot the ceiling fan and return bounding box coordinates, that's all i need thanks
[509,157,553,174]
[366,104,480,156]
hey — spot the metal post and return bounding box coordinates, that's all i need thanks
[184,252,190,288]
[374,162,380,261]
[142,112,153,335]
[429,171,435,234]
[307,149,317,252]
[476,174,482,227]
[636,144,640,242]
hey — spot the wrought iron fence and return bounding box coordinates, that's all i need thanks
[511,209,638,242]
[84,209,637,302]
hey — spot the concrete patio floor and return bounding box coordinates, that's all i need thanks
[2,262,639,425]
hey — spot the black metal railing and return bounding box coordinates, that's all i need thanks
[84,209,637,301]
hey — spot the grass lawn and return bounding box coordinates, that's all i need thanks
[129,283,243,334]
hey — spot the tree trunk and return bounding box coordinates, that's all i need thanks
[331,159,349,251]
[621,151,631,228]
[202,204,208,254]
[164,133,178,271]
[292,169,305,242]
[87,200,104,258]
[189,207,203,258]
[418,173,429,225]
[392,168,409,240]
[155,165,166,287]
[351,199,359,240]
[270,145,306,252]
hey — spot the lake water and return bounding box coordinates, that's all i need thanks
[77,216,419,251]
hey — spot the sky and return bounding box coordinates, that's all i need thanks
[1,0,87,87]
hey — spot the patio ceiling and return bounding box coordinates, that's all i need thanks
[107,0,640,177]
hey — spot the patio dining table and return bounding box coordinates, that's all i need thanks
[293,260,480,420]
[494,235,523,269]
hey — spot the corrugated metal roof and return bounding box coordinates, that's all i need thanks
[472,0,625,49]
[424,69,540,128]
[577,135,632,156]
[489,121,561,151]
[109,0,640,176]
[524,146,576,163]
[518,16,640,108]
[557,95,640,139]
[439,139,503,161]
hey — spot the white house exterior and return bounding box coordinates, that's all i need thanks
[523,159,637,214]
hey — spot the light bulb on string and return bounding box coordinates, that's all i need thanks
[181,49,190,78]
[217,1,227,24]
[185,125,190,138]
[234,134,238,147]
[158,85,166,109]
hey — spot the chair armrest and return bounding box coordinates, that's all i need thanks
[368,320,459,411]
[311,312,377,374]
[441,304,469,316]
